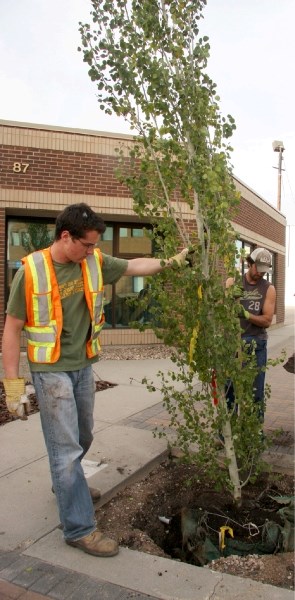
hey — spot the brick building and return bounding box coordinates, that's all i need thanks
[0,120,286,347]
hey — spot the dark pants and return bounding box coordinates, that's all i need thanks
[226,336,267,422]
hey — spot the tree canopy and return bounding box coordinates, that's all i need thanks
[79,1,278,504]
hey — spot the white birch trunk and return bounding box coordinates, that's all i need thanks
[221,418,242,506]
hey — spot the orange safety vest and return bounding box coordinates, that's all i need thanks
[22,247,105,363]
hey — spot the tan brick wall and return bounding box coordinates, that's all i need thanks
[0,145,130,198]
[235,196,285,247]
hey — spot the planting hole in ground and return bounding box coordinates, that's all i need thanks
[96,461,294,590]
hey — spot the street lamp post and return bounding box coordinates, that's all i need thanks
[272,140,285,211]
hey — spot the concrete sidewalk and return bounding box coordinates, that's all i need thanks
[0,308,294,600]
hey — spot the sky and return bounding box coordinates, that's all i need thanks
[0,0,294,297]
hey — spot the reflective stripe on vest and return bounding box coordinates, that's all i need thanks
[25,252,52,325]
[81,251,105,358]
[22,247,104,363]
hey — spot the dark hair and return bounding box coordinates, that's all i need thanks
[55,203,106,240]
[246,254,254,267]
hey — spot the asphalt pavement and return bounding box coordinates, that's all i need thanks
[0,306,294,600]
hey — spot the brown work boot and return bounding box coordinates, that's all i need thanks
[66,530,119,557]
[51,485,101,503]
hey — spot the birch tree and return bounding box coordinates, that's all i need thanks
[79,0,273,505]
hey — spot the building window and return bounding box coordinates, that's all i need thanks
[6,218,56,303]
[132,228,144,237]
[101,223,153,329]
[119,227,128,239]
[133,276,144,293]
[101,226,113,241]
[265,252,275,284]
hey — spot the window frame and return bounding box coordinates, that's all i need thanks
[101,222,153,328]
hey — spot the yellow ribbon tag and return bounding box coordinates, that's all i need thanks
[189,323,200,364]
[219,525,234,551]
[189,285,203,366]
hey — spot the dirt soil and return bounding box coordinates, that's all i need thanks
[1,345,294,590]
[96,461,294,591]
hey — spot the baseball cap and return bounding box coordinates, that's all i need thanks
[250,248,272,273]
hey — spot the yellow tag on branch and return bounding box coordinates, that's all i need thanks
[219,525,234,551]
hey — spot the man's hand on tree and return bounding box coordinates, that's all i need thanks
[231,284,244,299]
[168,248,189,267]
[237,304,250,320]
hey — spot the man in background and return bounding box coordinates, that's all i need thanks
[226,247,276,421]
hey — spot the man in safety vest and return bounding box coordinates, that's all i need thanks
[1,202,188,558]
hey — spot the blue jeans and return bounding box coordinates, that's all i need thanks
[226,337,267,421]
[32,367,96,541]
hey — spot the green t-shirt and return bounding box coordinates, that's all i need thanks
[7,253,128,372]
